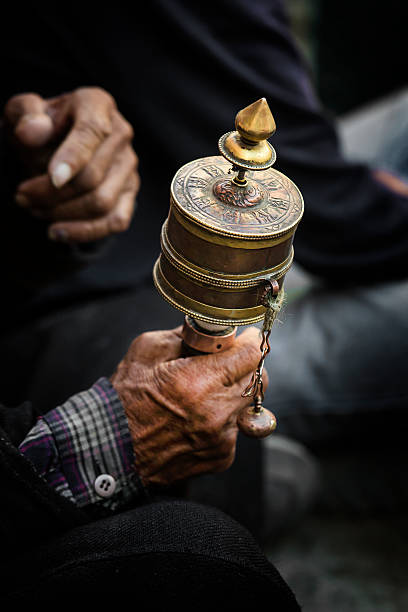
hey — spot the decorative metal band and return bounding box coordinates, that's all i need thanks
[153,259,266,326]
[161,220,294,289]
[171,205,297,249]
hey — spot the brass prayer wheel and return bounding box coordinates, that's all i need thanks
[154,98,303,438]
[153,98,304,327]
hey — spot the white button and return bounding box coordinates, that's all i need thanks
[94,474,116,498]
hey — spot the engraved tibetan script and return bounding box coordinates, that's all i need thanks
[172,156,303,237]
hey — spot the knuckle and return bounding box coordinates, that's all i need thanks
[240,342,260,370]
[186,378,207,404]
[129,149,139,171]
[72,221,94,243]
[108,211,131,233]
[76,116,111,142]
[6,92,33,106]
[170,369,190,398]
[128,334,143,354]
[120,117,134,141]
[96,87,116,109]
[132,330,156,351]
[245,339,261,361]
[4,93,39,121]
[76,164,104,191]
[91,189,113,214]
[75,86,115,107]
[201,417,223,442]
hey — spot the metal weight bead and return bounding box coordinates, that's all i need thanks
[237,405,277,438]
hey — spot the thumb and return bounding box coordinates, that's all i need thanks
[205,326,261,387]
[4,93,54,147]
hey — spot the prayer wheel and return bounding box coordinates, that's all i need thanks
[153,98,303,437]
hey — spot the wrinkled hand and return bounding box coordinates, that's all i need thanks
[111,326,265,488]
[4,87,139,242]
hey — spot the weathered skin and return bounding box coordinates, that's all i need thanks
[4,87,139,243]
[111,325,268,488]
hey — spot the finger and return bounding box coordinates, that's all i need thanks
[15,173,59,209]
[48,88,115,188]
[140,429,238,484]
[145,441,238,485]
[128,326,185,365]
[16,112,135,208]
[216,375,259,426]
[4,93,53,147]
[70,111,134,194]
[37,148,138,221]
[48,177,137,242]
[5,93,47,126]
[69,112,134,195]
[209,326,261,386]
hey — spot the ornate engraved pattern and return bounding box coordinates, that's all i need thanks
[171,156,303,238]
[213,178,263,208]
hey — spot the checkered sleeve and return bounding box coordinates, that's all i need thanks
[19,377,146,511]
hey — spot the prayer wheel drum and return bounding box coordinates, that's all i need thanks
[153,99,304,327]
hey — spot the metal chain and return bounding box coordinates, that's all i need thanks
[242,280,285,413]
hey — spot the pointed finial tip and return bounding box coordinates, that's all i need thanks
[235,98,276,143]
[218,98,277,170]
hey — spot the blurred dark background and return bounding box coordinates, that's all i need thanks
[266,3,408,611]
[287,0,406,115]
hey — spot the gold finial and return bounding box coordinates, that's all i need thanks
[235,98,276,143]
[218,98,277,178]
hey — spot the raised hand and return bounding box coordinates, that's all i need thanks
[4,87,139,242]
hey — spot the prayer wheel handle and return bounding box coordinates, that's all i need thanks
[181,311,277,439]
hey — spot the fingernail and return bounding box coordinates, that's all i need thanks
[15,193,30,207]
[19,113,46,126]
[51,162,72,188]
[48,227,68,242]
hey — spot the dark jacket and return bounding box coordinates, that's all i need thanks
[0,403,86,558]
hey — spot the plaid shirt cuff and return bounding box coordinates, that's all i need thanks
[19,377,145,511]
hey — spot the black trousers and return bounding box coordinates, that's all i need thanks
[3,500,300,609]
